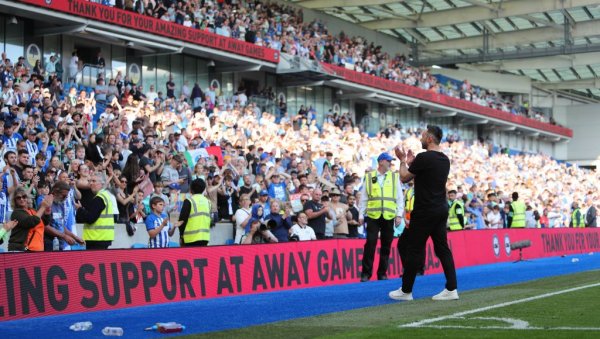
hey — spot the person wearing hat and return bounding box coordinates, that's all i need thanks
[329,187,349,238]
[391,125,458,301]
[447,190,464,231]
[258,189,271,216]
[358,152,403,282]
[178,178,211,247]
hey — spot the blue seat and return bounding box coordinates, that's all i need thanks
[63,82,71,91]
[225,239,235,245]
[78,84,85,92]
[131,243,148,249]
[169,241,180,248]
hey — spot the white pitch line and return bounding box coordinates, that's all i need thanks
[412,325,600,331]
[400,282,600,328]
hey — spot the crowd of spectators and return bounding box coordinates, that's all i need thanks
[97,0,550,123]
[0,42,597,250]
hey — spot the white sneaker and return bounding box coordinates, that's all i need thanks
[389,288,413,301]
[432,288,459,300]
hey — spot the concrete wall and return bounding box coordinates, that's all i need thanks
[561,103,600,165]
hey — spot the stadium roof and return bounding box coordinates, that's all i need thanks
[287,0,600,99]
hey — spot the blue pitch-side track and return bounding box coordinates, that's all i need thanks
[1,253,599,338]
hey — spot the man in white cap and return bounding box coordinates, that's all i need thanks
[359,152,403,282]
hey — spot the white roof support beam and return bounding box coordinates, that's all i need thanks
[423,19,600,51]
[536,78,600,90]
[520,14,563,30]
[361,0,598,30]
[459,52,600,71]
[461,0,499,11]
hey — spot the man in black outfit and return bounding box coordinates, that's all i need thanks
[389,125,458,301]
[585,196,597,227]
[304,188,329,239]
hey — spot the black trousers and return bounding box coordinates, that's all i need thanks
[361,216,394,278]
[85,240,111,250]
[184,240,209,247]
[398,210,457,293]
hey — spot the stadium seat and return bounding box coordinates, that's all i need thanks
[225,239,235,245]
[131,243,148,249]
[169,241,180,248]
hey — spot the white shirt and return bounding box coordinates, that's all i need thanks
[289,223,316,241]
[486,211,502,229]
[358,170,404,220]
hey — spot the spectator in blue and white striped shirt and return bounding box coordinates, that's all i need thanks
[145,196,176,248]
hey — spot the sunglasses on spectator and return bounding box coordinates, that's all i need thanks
[15,195,27,200]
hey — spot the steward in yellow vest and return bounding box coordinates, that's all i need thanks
[404,183,414,225]
[447,190,464,231]
[508,192,526,228]
[570,202,585,228]
[360,152,403,282]
[178,178,212,246]
[76,174,117,250]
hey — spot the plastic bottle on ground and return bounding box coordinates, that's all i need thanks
[69,321,93,331]
[102,327,124,336]
[145,322,185,333]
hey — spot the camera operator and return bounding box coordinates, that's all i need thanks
[241,219,278,244]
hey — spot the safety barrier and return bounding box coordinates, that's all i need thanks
[0,222,235,252]
[1,227,598,321]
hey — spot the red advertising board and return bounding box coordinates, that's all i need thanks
[1,228,598,321]
[16,0,279,63]
[322,64,573,138]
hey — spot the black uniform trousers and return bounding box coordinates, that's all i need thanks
[361,216,395,278]
[398,209,457,293]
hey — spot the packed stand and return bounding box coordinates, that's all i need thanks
[0,47,596,251]
[95,0,548,122]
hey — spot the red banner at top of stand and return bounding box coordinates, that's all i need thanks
[17,0,279,63]
[322,64,573,138]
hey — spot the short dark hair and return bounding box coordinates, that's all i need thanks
[150,196,164,207]
[426,125,443,144]
[190,178,206,194]
[512,192,519,200]
[3,150,15,161]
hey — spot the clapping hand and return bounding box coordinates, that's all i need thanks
[42,194,54,208]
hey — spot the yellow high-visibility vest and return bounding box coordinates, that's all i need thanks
[184,194,211,243]
[83,189,116,241]
[510,201,526,228]
[572,209,585,228]
[448,200,464,231]
[365,170,398,221]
